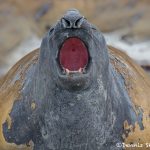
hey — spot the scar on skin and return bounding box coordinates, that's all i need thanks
[31,102,36,110]
[123,120,134,138]
[6,115,12,130]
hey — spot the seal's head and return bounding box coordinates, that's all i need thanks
[39,9,109,91]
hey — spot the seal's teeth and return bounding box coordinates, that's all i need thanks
[65,68,70,74]
[78,68,82,73]
[78,68,86,73]
[62,68,86,74]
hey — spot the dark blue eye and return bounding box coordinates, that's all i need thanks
[91,25,97,30]
[92,27,96,30]
[49,28,54,35]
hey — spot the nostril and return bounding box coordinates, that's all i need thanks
[61,16,84,28]
[61,18,71,28]
[74,17,84,28]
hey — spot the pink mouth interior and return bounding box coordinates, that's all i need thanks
[59,37,89,71]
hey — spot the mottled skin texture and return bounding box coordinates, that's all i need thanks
[0,10,150,150]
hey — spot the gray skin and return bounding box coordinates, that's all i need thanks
[3,9,140,150]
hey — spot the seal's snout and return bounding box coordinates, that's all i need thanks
[61,9,84,28]
[61,17,84,28]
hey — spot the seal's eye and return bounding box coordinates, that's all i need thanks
[92,27,97,30]
[49,28,54,35]
[88,23,97,31]
[91,25,97,30]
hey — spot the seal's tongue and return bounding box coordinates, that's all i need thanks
[59,37,89,71]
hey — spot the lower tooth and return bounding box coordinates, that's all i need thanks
[63,68,86,74]
[79,68,82,73]
[66,69,70,74]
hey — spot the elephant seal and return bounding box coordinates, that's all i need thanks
[0,9,150,150]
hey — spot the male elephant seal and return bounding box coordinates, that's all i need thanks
[0,9,150,150]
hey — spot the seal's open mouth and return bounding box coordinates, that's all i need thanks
[58,37,89,74]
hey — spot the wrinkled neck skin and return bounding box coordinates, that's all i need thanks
[32,62,133,150]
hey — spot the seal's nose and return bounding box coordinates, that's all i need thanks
[61,9,84,28]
